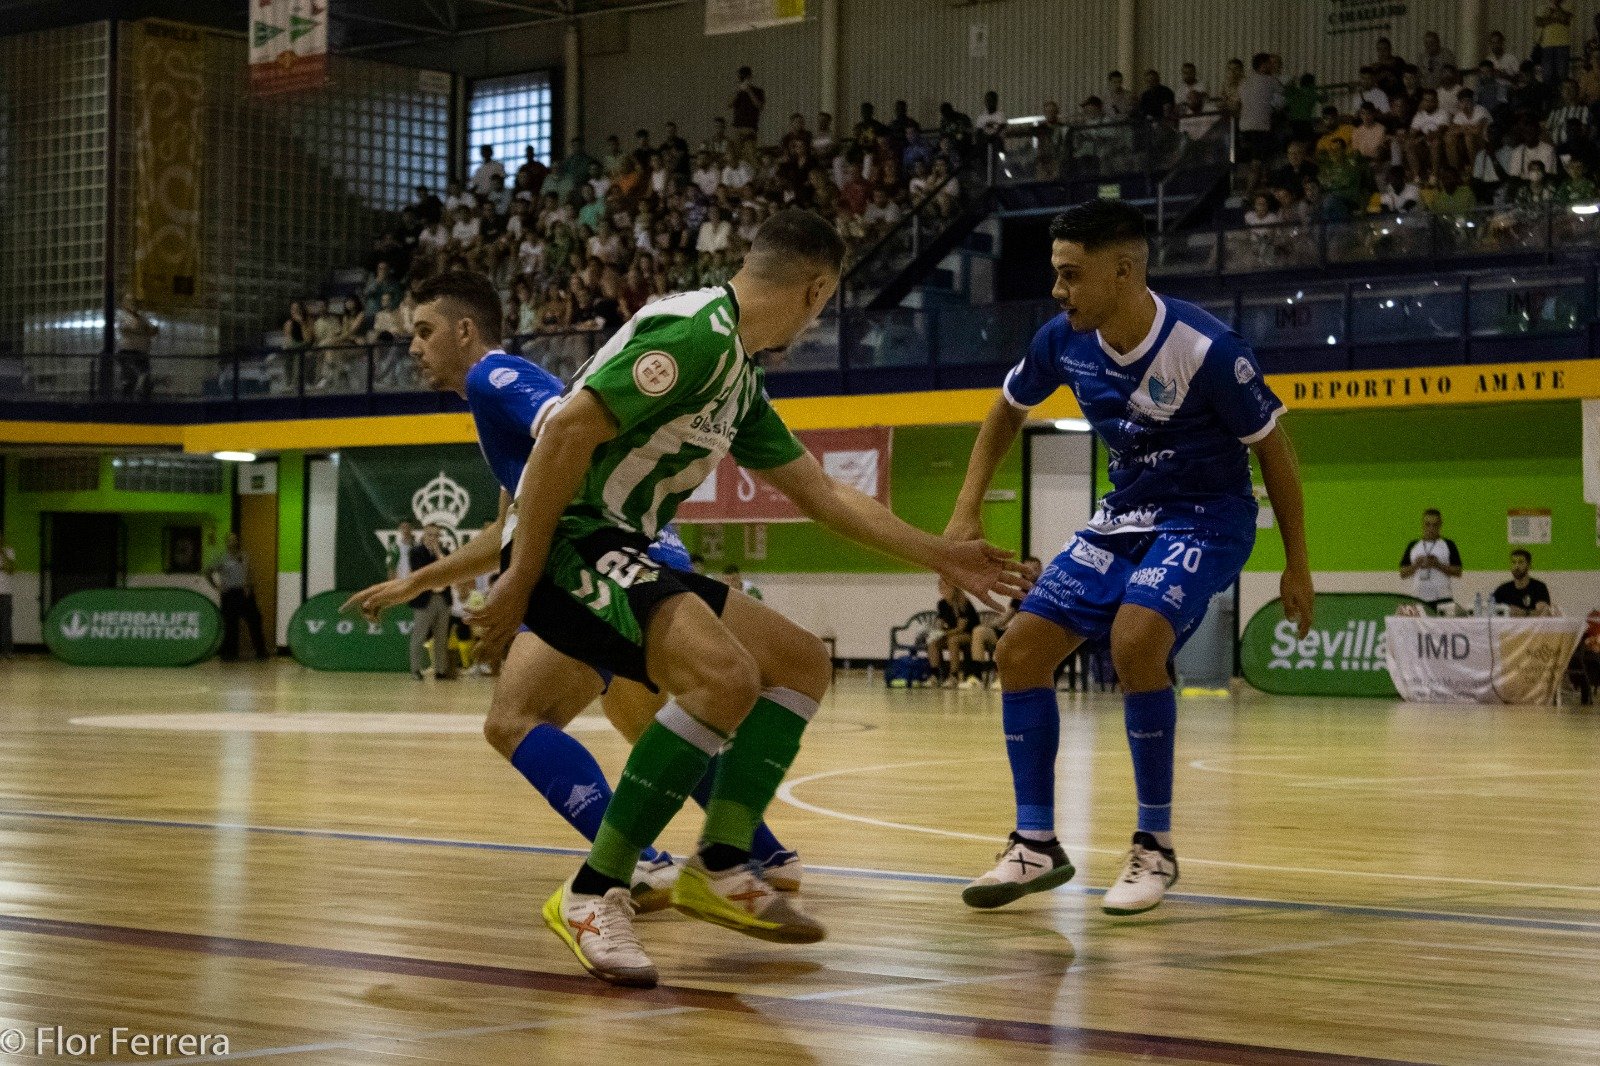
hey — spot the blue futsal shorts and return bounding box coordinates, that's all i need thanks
[1020,527,1254,650]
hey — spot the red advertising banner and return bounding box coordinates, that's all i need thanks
[674,427,892,523]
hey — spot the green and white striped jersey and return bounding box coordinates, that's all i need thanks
[561,285,805,539]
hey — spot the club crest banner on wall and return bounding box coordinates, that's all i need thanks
[335,446,500,590]
[705,0,805,35]
[249,0,328,96]
[674,427,891,523]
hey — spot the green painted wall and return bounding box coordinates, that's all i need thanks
[0,456,233,574]
[1249,402,1596,573]
[677,425,1025,572]
[277,451,306,573]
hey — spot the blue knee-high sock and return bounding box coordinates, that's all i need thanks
[1123,688,1178,834]
[688,754,787,862]
[1001,687,1060,834]
[510,724,661,863]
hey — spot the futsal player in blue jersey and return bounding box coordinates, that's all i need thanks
[945,200,1315,914]
[344,271,802,909]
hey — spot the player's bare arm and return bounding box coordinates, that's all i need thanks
[1251,424,1314,637]
[471,389,619,659]
[945,393,1029,541]
[343,489,512,621]
[757,450,1029,608]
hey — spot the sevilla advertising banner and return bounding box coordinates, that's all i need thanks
[249,0,328,97]
[674,427,891,523]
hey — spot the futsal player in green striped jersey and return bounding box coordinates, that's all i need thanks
[468,210,1028,987]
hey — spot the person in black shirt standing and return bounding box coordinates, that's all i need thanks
[408,525,457,679]
[927,578,981,688]
[1492,549,1553,616]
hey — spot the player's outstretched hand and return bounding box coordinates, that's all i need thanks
[940,539,1032,610]
[466,574,523,667]
[1281,566,1315,639]
[341,578,415,624]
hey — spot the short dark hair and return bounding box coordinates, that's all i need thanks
[1512,549,1532,564]
[413,270,504,342]
[1252,52,1271,70]
[737,65,752,79]
[1423,508,1442,519]
[1049,199,1149,251]
[747,209,846,277]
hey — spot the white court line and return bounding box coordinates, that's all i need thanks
[777,758,1600,895]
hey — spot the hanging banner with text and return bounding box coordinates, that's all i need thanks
[674,427,891,523]
[249,0,328,96]
[131,20,203,306]
[706,0,806,35]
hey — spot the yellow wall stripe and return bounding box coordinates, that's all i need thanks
[2,357,1595,452]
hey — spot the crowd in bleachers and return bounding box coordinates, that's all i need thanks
[272,19,1600,387]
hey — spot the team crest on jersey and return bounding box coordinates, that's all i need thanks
[489,367,519,389]
[633,350,678,396]
[1147,374,1177,407]
[1234,356,1256,385]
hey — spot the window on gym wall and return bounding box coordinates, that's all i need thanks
[467,71,554,172]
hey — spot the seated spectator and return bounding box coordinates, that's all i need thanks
[1561,120,1600,175]
[311,299,341,348]
[812,111,836,154]
[937,100,975,154]
[1351,103,1392,165]
[1406,89,1450,178]
[1507,61,1551,116]
[862,186,904,237]
[1446,89,1493,170]
[1347,67,1391,117]
[1244,191,1282,225]
[1318,136,1368,212]
[696,204,732,254]
[1492,549,1553,615]
[1271,140,1318,190]
[485,172,511,216]
[448,206,481,251]
[1471,59,1508,114]
[1558,156,1599,203]
[1424,165,1478,215]
[1315,105,1357,156]
[1504,125,1559,180]
[1177,61,1207,104]
[721,143,755,191]
[1547,78,1589,146]
[1376,165,1422,212]
[1373,36,1409,95]
[1485,30,1521,80]
[1138,70,1176,123]
[1419,30,1457,89]
[969,556,1043,688]
[1516,159,1557,205]
[692,151,722,197]
[443,179,474,215]
[838,160,872,215]
[1178,90,1218,142]
[1219,57,1246,114]
[925,579,980,687]
[362,261,402,316]
[576,184,606,230]
[1102,70,1134,118]
[410,184,444,226]
[1471,127,1510,201]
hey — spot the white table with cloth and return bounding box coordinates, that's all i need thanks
[1384,615,1584,705]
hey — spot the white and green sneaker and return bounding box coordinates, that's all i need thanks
[1101,832,1179,916]
[631,853,680,914]
[542,876,658,988]
[961,833,1076,909]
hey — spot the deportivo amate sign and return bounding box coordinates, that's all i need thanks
[44,588,223,667]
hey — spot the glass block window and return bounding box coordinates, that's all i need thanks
[111,454,222,494]
[468,71,554,175]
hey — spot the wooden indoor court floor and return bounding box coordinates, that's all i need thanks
[0,657,1597,1065]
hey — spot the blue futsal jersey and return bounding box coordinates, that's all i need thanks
[464,351,689,571]
[1004,295,1284,536]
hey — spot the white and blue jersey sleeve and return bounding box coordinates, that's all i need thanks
[464,353,565,497]
[1002,318,1069,410]
[1196,333,1285,445]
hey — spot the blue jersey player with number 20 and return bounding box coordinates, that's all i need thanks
[945,200,1315,915]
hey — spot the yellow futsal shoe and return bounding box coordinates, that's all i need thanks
[670,856,826,944]
[541,875,659,988]
[631,852,680,914]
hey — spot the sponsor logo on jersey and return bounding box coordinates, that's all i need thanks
[633,350,679,396]
[489,366,519,389]
[1067,536,1113,575]
[1234,356,1256,385]
[1128,566,1167,589]
[1162,584,1186,608]
[1148,374,1178,407]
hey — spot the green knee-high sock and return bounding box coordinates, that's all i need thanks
[586,702,724,884]
[701,688,819,854]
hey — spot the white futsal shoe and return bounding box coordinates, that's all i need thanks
[758,849,804,893]
[542,876,658,988]
[961,832,1076,909]
[630,852,680,914]
[1101,832,1179,915]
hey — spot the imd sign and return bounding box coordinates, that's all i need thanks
[289,590,414,672]
[1240,593,1424,698]
[45,588,222,667]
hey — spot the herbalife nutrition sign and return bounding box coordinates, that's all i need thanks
[1239,593,1423,698]
[288,590,414,672]
[45,588,222,667]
